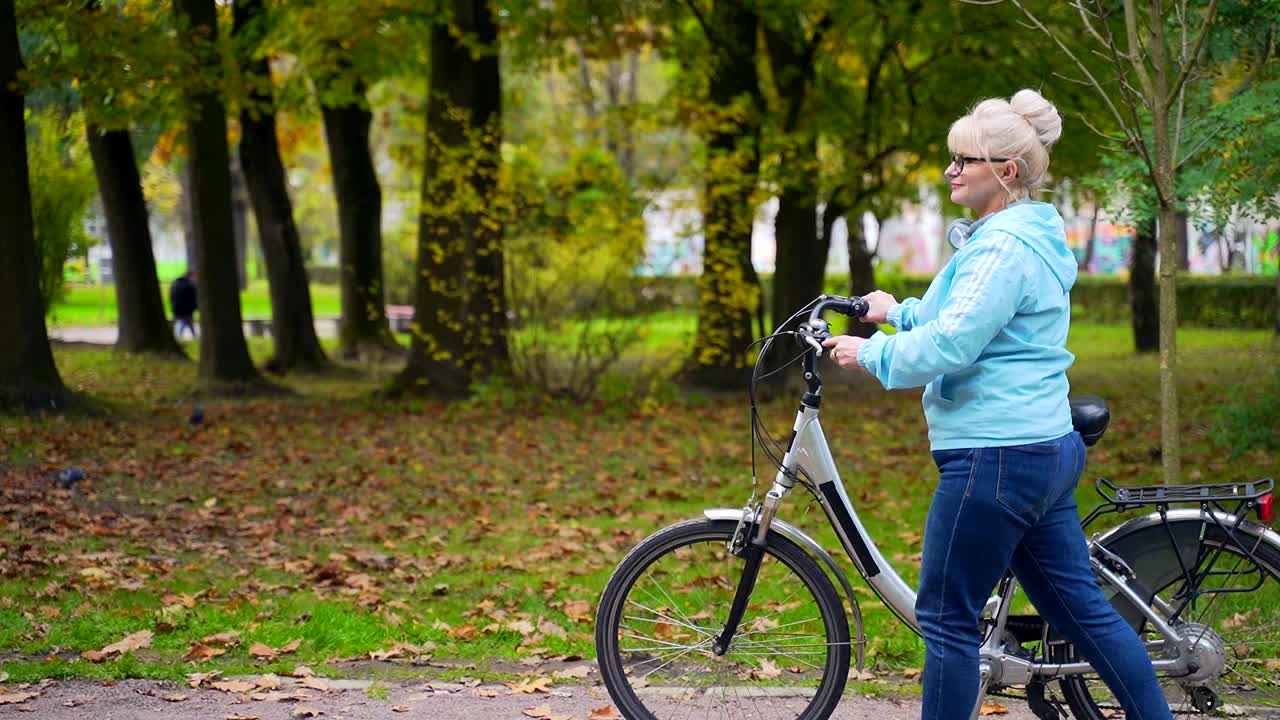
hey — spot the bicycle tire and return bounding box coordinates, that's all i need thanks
[595,518,851,720]
[1055,519,1280,719]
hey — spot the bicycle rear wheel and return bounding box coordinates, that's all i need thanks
[1055,519,1280,718]
[595,518,851,720]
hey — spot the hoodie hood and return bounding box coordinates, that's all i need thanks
[972,200,1077,294]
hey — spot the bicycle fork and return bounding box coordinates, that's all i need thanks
[713,484,788,655]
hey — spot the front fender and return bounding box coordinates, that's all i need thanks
[704,508,867,670]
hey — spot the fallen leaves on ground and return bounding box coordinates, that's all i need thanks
[81,630,153,662]
[551,665,592,680]
[979,702,1009,715]
[184,641,228,662]
[210,680,257,694]
[248,639,302,659]
[589,706,623,719]
[524,704,575,720]
[506,677,553,694]
[0,691,39,705]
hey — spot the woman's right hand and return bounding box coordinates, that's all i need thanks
[862,290,897,324]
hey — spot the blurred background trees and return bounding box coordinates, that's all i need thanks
[1,0,1276,419]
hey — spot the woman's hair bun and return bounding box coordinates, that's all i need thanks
[1009,89,1062,148]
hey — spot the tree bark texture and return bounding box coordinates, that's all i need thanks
[86,126,185,356]
[845,211,879,339]
[685,2,763,390]
[1128,216,1159,353]
[0,0,70,410]
[234,0,329,373]
[763,20,826,346]
[321,99,397,358]
[231,155,250,291]
[1081,202,1100,273]
[397,0,506,397]
[770,139,824,335]
[1150,37,1181,484]
[174,0,261,385]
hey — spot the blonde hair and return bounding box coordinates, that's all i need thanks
[947,89,1063,200]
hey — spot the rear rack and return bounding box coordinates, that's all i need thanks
[1098,477,1274,507]
[1082,477,1274,528]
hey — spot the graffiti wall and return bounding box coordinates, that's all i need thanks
[641,189,1280,277]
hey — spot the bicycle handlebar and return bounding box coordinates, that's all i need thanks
[807,294,870,326]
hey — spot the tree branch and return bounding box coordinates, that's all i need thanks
[1005,0,1146,168]
[680,0,720,50]
[1175,121,1226,172]
[1121,0,1157,99]
[1165,0,1218,111]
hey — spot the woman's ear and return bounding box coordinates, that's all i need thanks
[1003,160,1019,182]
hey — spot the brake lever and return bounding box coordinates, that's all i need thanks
[797,319,831,355]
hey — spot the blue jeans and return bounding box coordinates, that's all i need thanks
[916,432,1172,720]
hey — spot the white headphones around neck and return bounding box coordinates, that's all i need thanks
[947,218,974,248]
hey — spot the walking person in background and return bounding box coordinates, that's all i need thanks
[169,270,198,340]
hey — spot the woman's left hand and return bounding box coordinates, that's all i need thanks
[821,335,865,370]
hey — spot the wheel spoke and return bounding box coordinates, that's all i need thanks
[597,524,849,720]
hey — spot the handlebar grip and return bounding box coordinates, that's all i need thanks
[840,296,870,319]
[809,295,869,322]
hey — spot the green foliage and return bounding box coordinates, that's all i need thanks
[26,109,98,316]
[504,146,650,399]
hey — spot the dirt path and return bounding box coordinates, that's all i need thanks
[0,678,1051,720]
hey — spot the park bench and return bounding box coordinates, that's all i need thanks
[245,318,271,337]
[385,305,415,334]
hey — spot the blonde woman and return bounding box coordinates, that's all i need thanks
[823,90,1172,719]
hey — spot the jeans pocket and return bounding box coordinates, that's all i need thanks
[996,443,1061,521]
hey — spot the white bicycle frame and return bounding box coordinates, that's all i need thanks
[707,396,1277,719]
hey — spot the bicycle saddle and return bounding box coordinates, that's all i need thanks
[1069,395,1110,447]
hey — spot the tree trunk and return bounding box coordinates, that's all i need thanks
[1175,210,1189,271]
[1081,202,1100,273]
[321,99,397,359]
[396,0,506,397]
[180,163,197,270]
[174,0,261,386]
[1150,50,1181,484]
[86,125,185,356]
[770,138,824,335]
[234,0,329,374]
[1156,202,1181,482]
[1129,216,1159,352]
[845,210,879,338]
[685,3,762,390]
[0,0,70,410]
[231,154,250,291]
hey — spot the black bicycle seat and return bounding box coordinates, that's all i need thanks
[1070,395,1110,447]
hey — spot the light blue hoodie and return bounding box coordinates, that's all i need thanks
[855,201,1078,451]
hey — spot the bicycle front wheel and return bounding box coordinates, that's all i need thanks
[595,519,851,720]
[1056,519,1280,718]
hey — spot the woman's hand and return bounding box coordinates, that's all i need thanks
[862,290,898,324]
[822,335,865,370]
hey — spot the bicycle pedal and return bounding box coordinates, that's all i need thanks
[1026,682,1060,720]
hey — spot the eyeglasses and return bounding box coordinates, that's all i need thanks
[950,154,1010,173]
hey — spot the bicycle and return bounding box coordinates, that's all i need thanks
[594,294,1280,720]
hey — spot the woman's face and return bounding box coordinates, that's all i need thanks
[946,151,1015,215]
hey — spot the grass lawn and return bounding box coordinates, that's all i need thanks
[0,321,1275,688]
[46,281,344,328]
